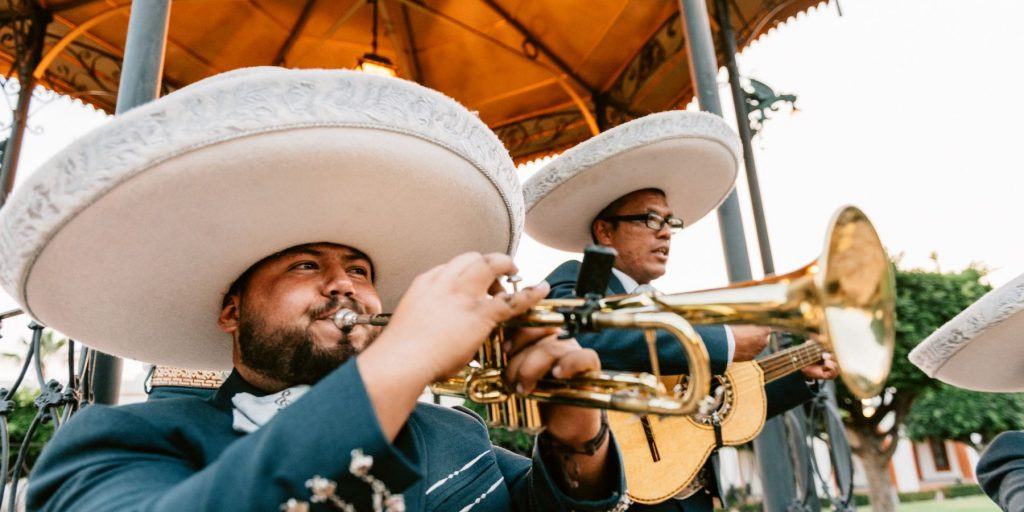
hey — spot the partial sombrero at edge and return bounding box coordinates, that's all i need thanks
[909,272,1024,392]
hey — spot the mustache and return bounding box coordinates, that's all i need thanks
[308,295,365,320]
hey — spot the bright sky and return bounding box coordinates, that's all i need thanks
[2,0,1023,384]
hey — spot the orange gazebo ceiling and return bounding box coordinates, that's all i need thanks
[8,0,828,163]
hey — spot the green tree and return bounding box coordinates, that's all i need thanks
[906,385,1024,452]
[837,265,991,512]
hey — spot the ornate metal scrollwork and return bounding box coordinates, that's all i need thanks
[604,13,684,114]
[44,38,123,111]
[0,311,92,511]
[494,110,590,163]
[742,77,797,137]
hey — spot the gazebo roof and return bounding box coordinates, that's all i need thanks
[3,0,828,162]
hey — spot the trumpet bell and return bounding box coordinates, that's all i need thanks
[654,205,895,399]
[816,206,895,398]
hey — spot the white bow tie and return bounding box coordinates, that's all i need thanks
[231,385,310,433]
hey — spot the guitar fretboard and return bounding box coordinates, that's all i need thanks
[759,341,825,383]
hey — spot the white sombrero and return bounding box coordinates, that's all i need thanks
[523,111,740,252]
[909,272,1024,392]
[0,67,522,370]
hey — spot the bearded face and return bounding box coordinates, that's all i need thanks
[237,294,379,385]
[220,243,384,387]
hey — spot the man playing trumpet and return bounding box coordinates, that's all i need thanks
[10,68,630,511]
[523,111,838,510]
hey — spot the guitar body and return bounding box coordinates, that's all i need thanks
[607,361,767,504]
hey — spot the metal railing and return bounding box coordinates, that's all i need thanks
[1,308,91,512]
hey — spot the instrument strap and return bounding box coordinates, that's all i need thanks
[711,412,724,449]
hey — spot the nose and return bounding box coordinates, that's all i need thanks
[323,266,356,298]
[654,223,672,240]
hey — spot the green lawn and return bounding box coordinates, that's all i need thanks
[857,495,999,512]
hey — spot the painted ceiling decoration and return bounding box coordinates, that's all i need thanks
[0,0,828,163]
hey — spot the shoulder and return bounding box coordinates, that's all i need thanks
[548,259,581,277]
[59,395,220,442]
[981,431,1024,467]
[544,259,582,290]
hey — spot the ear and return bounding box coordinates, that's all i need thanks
[593,219,616,246]
[218,295,241,334]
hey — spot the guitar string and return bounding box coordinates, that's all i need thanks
[698,342,826,391]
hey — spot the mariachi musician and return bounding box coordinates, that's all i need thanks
[523,111,838,511]
[11,68,632,511]
[910,271,1024,511]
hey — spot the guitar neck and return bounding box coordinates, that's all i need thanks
[758,340,825,383]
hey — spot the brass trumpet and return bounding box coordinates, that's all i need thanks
[334,300,712,433]
[618,205,895,399]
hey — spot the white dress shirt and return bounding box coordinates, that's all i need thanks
[611,267,735,366]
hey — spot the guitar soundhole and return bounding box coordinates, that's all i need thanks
[680,375,734,426]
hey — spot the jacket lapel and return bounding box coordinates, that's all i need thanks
[607,272,627,295]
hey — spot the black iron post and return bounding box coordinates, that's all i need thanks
[91,0,172,406]
[713,1,843,509]
[0,9,50,207]
[713,0,775,275]
[676,1,799,510]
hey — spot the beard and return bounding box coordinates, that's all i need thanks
[237,296,379,385]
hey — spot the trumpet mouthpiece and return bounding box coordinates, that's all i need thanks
[332,309,390,332]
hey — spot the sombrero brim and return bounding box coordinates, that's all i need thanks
[523,111,740,252]
[0,68,522,370]
[909,272,1024,392]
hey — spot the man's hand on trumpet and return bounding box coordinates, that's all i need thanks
[361,252,615,497]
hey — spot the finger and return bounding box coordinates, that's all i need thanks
[488,278,508,297]
[824,359,838,376]
[503,326,562,355]
[803,366,825,380]
[415,262,448,285]
[482,281,550,322]
[436,252,487,286]
[459,253,518,291]
[506,335,576,394]
[550,348,600,379]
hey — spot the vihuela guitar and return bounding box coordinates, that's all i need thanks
[608,339,829,504]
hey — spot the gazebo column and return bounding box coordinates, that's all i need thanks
[676,1,797,510]
[0,9,50,207]
[91,0,173,406]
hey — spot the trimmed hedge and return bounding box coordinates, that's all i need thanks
[898,490,938,502]
[943,483,985,498]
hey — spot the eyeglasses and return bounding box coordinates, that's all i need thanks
[600,212,684,234]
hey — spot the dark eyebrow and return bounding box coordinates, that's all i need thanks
[345,248,371,264]
[275,247,325,259]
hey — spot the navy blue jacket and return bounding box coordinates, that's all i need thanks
[977,430,1024,511]
[27,358,628,511]
[545,260,817,511]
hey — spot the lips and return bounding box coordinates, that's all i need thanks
[651,245,667,262]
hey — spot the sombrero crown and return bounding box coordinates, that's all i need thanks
[523,111,740,252]
[0,67,522,370]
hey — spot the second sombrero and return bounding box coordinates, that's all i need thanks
[523,111,741,252]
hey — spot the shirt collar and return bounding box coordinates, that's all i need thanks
[211,369,271,411]
[611,267,641,294]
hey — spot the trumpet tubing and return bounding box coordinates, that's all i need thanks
[335,305,712,431]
